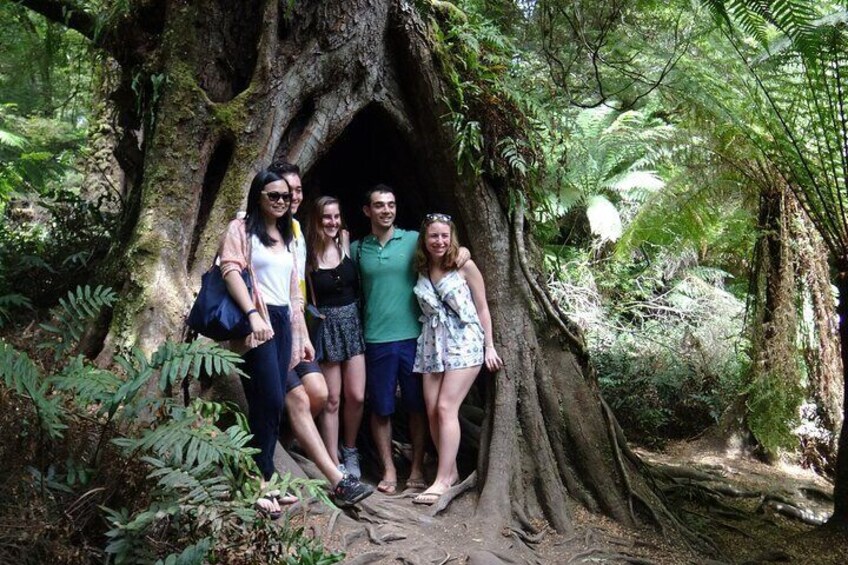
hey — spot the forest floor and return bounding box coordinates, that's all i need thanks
[284,439,847,564]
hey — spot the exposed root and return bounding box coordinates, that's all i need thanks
[508,526,545,545]
[681,508,755,539]
[567,547,661,564]
[759,495,829,526]
[429,471,477,517]
[344,551,390,564]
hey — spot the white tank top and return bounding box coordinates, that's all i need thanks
[250,234,294,306]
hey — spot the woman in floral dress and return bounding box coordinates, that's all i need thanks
[411,213,502,505]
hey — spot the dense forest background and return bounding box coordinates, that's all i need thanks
[1,0,847,563]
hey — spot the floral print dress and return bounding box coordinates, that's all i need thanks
[413,270,484,373]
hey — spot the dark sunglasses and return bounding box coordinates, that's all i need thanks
[424,212,452,223]
[263,191,292,203]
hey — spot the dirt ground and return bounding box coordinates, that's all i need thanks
[285,440,847,564]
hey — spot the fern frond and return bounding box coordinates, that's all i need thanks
[0,293,32,327]
[154,538,212,565]
[52,355,124,410]
[0,340,67,438]
[40,285,117,360]
[149,340,245,392]
[112,401,256,471]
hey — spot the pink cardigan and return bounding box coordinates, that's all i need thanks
[219,219,308,368]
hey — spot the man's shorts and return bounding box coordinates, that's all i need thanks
[365,338,425,417]
[285,359,322,392]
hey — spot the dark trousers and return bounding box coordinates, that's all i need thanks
[241,304,292,480]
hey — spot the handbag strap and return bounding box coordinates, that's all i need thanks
[306,271,318,307]
[354,239,366,315]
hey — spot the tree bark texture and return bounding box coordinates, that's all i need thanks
[746,179,842,469]
[21,0,683,537]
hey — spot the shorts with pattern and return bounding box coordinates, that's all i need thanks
[318,301,366,363]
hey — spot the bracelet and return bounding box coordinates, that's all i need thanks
[246,308,258,317]
[485,344,495,349]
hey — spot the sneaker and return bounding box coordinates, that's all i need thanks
[340,445,362,480]
[333,474,374,507]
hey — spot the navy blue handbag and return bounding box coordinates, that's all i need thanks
[187,260,254,341]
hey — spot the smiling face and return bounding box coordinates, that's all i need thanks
[283,173,303,214]
[259,179,291,222]
[320,202,342,240]
[425,221,451,260]
[363,190,396,231]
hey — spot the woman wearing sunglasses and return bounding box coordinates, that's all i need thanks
[305,196,367,479]
[411,213,502,505]
[218,168,313,516]
[219,170,372,516]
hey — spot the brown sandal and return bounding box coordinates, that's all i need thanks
[377,480,397,494]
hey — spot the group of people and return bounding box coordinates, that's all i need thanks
[217,162,502,515]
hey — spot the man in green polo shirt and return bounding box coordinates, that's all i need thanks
[351,185,428,494]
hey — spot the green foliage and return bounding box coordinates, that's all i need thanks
[0,340,68,440]
[421,0,537,181]
[746,369,805,453]
[0,285,342,564]
[552,252,749,445]
[0,187,119,307]
[39,284,117,359]
[0,292,32,327]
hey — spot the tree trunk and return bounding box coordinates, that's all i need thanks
[746,184,801,457]
[830,266,848,526]
[21,0,688,544]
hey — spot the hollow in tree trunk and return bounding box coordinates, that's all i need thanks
[21,0,706,544]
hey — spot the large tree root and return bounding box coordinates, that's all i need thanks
[646,456,833,527]
[429,471,477,517]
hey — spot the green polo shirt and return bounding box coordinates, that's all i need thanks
[351,228,421,343]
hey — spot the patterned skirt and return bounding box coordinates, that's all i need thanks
[318,301,366,363]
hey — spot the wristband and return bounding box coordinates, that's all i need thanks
[246,309,258,317]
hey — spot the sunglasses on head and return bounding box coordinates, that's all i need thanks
[263,191,292,203]
[424,213,452,223]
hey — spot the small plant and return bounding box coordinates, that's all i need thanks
[0,286,344,564]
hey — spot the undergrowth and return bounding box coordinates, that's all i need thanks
[0,286,342,564]
[550,251,749,446]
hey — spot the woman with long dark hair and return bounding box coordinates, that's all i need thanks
[219,169,371,515]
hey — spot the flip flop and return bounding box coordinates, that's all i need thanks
[406,477,428,490]
[266,489,298,505]
[377,480,397,494]
[412,491,442,505]
[255,495,282,520]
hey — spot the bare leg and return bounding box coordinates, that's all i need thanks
[286,386,344,486]
[300,371,328,418]
[427,365,480,494]
[408,412,428,483]
[371,412,396,489]
[341,354,366,448]
[318,362,342,466]
[422,372,444,452]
